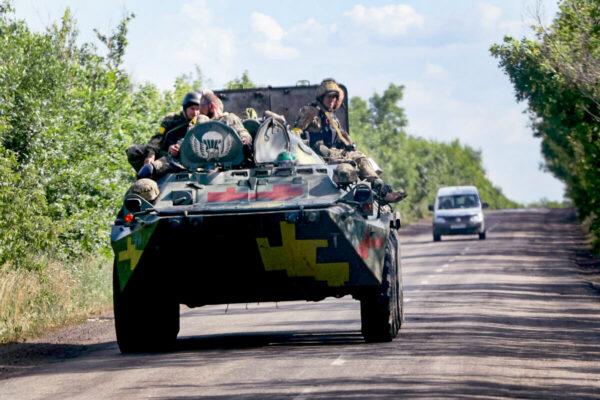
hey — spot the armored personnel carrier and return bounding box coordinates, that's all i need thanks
[111,84,403,353]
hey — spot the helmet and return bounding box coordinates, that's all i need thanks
[276,151,297,166]
[315,78,344,110]
[181,91,201,109]
[129,178,160,202]
[316,78,342,100]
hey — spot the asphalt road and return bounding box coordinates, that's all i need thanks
[1,208,599,399]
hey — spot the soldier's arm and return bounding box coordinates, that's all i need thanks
[293,106,319,131]
[142,115,173,159]
[144,133,163,159]
[225,113,252,145]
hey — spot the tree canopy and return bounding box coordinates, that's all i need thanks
[349,85,517,220]
[490,0,599,249]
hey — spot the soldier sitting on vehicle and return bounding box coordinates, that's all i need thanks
[293,78,406,203]
[126,91,203,178]
[129,90,253,202]
[167,90,253,162]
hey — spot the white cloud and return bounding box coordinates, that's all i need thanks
[169,0,237,84]
[250,12,299,60]
[478,2,503,26]
[251,12,286,41]
[477,2,526,39]
[344,4,425,37]
[424,63,448,79]
[288,18,333,46]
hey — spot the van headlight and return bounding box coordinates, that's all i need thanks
[434,217,446,223]
[470,213,483,222]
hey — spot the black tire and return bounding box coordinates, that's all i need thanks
[113,261,179,353]
[433,234,441,242]
[479,231,486,240]
[360,232,402,342]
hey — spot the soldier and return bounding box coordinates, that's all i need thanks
[293,78,406,203]
[200,90,253,145]
[126,91,202,176]
[167,90,253,160]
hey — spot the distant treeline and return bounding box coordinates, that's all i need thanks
[0,1,515,271]
[491,0,599,251]
[347,84,518,220]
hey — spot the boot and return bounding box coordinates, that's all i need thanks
[137,163,155,179]
[372,179,407,203]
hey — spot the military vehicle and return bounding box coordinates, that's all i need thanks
[111,84,404,353]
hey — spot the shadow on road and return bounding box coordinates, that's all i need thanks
[2,209,599,399]
[175,329,365,352]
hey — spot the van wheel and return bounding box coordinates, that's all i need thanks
[433,234,441,242]
[479,231,486,240]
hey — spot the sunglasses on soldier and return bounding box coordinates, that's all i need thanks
[325,92,339,99]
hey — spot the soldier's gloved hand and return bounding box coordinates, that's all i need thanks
[137,163,155,179]
[345,143,357,151]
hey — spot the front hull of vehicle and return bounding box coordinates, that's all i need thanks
[111,206,389,306]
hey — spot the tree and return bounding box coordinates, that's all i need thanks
[349,84,517,221]
[490,0,600,250]
[225,70,256,90]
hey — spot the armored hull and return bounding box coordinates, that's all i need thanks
[112,186,390,306]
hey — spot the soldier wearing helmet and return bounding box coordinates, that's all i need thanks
[158,90,252,164]
[294,78,406,203]
[126,91,202,175]
[294,78,349,149]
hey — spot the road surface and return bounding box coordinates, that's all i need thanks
[1,208,599,399]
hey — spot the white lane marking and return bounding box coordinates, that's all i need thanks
[421,279,429,285]
[405,298,411,302]
[442,263,449,269]
[294,388,314,400]
[331,355,346,366]
[436,268,443,273]
[449,258,455,263]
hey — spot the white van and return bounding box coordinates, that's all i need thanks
[428,186,488,242]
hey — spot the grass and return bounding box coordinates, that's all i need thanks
[0,255,112,344]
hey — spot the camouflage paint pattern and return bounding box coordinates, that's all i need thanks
[111,221,158,292]
[256,221,350,287]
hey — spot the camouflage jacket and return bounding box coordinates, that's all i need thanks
[145,112,193,158]
[293,102,353,154]
[214,112,252,145]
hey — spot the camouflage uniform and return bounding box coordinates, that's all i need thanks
[215,112,253,145]
[126,111,193,172]
[294,101,378,182]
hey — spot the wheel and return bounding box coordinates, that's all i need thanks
[433,233,441,242]
[113,261,179,353]
[360,232,402,342]
[479,231,486,240]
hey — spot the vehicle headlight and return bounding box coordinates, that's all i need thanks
[434,217,445,223]
[470,213,483,222]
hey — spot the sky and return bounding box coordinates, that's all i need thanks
[11,0,565,204]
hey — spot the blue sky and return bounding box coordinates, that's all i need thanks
[12,0,565,203]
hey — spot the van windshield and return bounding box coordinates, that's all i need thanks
[438,194,480,209]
